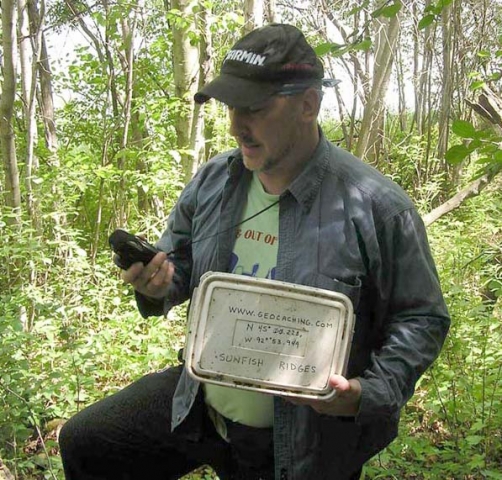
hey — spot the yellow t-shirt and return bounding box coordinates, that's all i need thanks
[204,172,279,428]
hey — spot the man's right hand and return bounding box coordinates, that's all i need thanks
[121,251,174,299]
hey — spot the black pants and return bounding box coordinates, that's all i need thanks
[59,366,362,480]
[59,366,274,480]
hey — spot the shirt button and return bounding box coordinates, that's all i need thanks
[280,468,288,480]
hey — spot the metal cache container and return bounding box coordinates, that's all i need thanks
[185,272,355,400]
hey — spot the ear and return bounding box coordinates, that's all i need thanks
[301,88,321,122]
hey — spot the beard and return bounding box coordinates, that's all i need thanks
[243,124,301,174]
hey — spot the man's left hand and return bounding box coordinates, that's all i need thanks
[287,375,362,416]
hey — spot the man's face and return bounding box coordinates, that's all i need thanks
[228,94,305,175]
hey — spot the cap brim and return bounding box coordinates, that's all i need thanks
[194,74,280,108]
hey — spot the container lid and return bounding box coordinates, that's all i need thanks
[185,272,355,400]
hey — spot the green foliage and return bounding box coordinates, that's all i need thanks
[0,217,188,480]
[315,0,405,59]
[468,35,502,86]
[365,187,502,479]
[370,123,452,211]
[446,118,499,164]
[315,37,372,58]
[334,115,502,477]
[418,0,454,30]
[1,2,501,479]
[372,1,402,19]
[445,120,502,178]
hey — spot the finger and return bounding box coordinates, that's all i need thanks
[121,262,145,285]
[122,252,168,292]
[147,259,174,289]
[139,258,175,299]
[328,374,351,393]
[136,252,168,283]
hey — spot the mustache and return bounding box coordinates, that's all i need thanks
[237,133,258,145]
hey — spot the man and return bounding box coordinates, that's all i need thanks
[59,24,450,480]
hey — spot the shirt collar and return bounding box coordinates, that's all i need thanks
[287,128,329,211]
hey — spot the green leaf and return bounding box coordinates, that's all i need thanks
[418,14,435,30]
[352,39,372,51]
[372,1,402,18]
[445,144,471,164]
[315,42,348,57]
[315,43,335,56]
[466,435,483,445]
[476,157,495,164]
[470,80,486,91]
[452,120,477,138]
[481,470,502,480]
[371,5,384,18]
[346,1,369,17]
[380,2,402,18]
[469,420,486,432]
[329,45,351,58]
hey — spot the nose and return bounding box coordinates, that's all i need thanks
[229,108,250,139]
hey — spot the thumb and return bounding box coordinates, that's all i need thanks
[328,374,351,393]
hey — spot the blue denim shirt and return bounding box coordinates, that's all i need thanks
[137,132,450,480]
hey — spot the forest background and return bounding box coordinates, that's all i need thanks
[1,0,501,478]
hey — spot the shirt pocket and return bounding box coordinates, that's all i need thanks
[307,273,361,311]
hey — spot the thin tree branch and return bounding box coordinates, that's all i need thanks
[423,166,502,226]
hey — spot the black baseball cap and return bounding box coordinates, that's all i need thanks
[194,23,324,108]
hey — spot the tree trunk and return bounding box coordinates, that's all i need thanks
[355,12,400,164]
[18,0,32,119]
[395,36,407,132]
[412,0,423,135]
[243,0,264,34]
[23,0,47,234]
[28,0,58,154]
[191,5,212,166]
[118,2,153,216]
[264,0,276,23]
[110,12,137,238]
[1,0,22,226]
[466,85,502,132]
[436,2,453,163]
[30,0,65,235]
[131,89,151,213]
[170,0,203,183]
[198,6,216,162]
[19,0,38,224]
[420,20,438,177]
